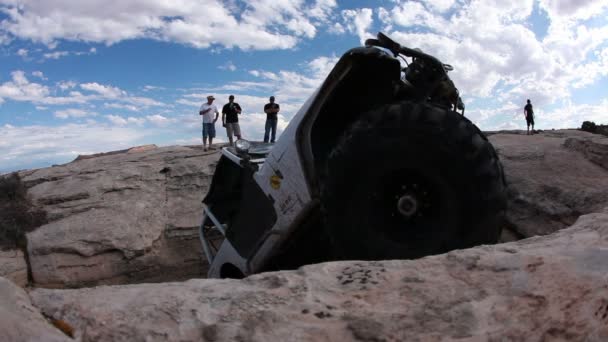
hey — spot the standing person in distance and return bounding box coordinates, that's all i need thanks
[264,96,280,143]
[524,99,535,135]
[222,95,242,146]
[199,95,219,151]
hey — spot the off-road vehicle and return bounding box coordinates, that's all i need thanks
[199,32,506,279]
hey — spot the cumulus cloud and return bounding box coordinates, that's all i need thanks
[104,103,139,111]
[219,61,237,71]
[0,123,149,173]
[341,8,374,44]
[57,80,77,91]
[376,0,608,116]
[0,0,338,50]
[31,71,47,80]
[105,114,128,126]
[146,114,173,126]
[54,108,95,119]
[80,82,125,98]
[0,70,50,103]
[43,51,69,59]
[142,85,165,92]
[178,54,339,146]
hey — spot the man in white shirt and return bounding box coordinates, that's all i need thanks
[199,95,219,151]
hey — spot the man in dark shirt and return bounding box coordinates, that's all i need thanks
[524,99,534,135]
[263,96,280,143]
[222,95,242,146]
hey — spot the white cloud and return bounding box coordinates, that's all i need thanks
[0,0,338,50]
[105,114,128,125]
[181,55,338,125]
[341,8,374,44]
[146,114,173,126]
[422,0,455,13]
[0,123,149,173]
[142,85,165,92]
[54,108,95,119]
[31,71,47,80]
[375,0,608,112]
[219,61,237,71]
[104,103,139,111]
[43,51,69,59]
[80,82,125,98]
[57,80,77,91]
[16,48,28,57]
[127,117,147,125]
[471,97,608,131]
[539,0,608,20]
[0,70,50,103]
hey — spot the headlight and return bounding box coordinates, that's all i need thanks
[235,139,251,153]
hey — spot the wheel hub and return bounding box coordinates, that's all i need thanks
[397,193,419,218]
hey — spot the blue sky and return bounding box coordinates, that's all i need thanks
[1,0,607,173]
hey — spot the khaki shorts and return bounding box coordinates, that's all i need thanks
[226,122,241,138]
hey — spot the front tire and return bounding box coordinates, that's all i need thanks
[320,101,506,260]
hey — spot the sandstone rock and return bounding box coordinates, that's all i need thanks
[16,129,608,287]
[127,144,158,154]
[0,249,28,287]
[73,144,158,161]
[490,130,608,239]
[564,135,608,170]
[20,145,220,288]
[0,277,70,341]
[30,208,608,341]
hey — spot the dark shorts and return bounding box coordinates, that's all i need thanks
[526,117,535,126]
[202,123,215,138]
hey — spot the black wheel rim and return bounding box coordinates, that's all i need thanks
[368,168,457,246]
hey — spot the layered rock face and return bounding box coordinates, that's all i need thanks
[0,249,27,287]
[489,130,608,239]
[19,145,220,288]
[28,208,608,341]
[0,129,606,289]
[0,277,70,341]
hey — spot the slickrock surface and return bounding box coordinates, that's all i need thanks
[19,145,220,288]
[489,130,608,239]
[29,208,608,341]
[6,129,607,288]
[0,277,70,341]
[0,249,28,287]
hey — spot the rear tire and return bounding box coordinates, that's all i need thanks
[320,101,506,260]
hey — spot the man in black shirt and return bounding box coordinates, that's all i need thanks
[263,96,280,143]
[222,95,242,146]
[524,99,534,135]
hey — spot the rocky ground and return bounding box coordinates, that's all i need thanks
[1,128,608,340]
[5,207,608,341]
[490,129,608,239]
[0,129,607,289]
[18,144,222,288]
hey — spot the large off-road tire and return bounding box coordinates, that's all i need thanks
[320,101,506,260]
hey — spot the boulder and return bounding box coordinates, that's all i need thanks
[20,145,220,288]
[0,277,70,341]
[17,129,608,288]
[0,249,28,287]
[489,130,608,239]
[29,208,608,341]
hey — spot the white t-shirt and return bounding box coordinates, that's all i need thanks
[199,103,218,123]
